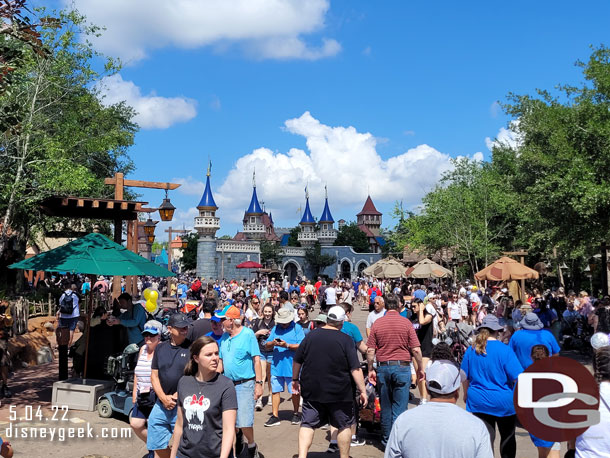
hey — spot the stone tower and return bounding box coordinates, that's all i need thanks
[357,195,382,236]
[242,171,265,241]
[298,187,317,246]
[195,164,220,278]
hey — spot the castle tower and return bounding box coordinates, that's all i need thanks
[242,170,265,240]
[195,163,220,278]
[317,186,337,246]
[298,186,317,246]
[357,195,382,236]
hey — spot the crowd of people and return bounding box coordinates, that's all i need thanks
[23,271,610,458]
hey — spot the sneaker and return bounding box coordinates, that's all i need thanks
[291,412,301,425]
[264,415,281,427]
[326,442,339,453]
[255,399,263,411]
[350,437,366,447]
[419,398,428,405]
[320,423,330,430]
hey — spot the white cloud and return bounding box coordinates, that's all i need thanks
[362,46,372,56]
[490,101,501,118]
[403,130,415,136]
[485,120,522,150]
[209,95,222,111]
[97,74,197,129]
[68,0,340,62]
[173,176,205,196]
[180,112,481,225]
[156,207,199,240]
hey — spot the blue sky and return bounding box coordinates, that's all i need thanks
[51,0,610,239]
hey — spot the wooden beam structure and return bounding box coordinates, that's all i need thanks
[40,196,147,221]
[503,250,529,301]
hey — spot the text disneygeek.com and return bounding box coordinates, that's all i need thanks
[5,423,132,441]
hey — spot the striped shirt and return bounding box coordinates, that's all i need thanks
[367,310,420,362]
[134,345,153,394]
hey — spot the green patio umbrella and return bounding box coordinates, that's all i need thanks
[9,232,174,379]
[9,232,175,277]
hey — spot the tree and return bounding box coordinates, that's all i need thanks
[260,241,282,268]
[334,222,370,252]
[305,242,336,276]
[180,232,198,272]
[500,46,610,262]
[218,235,232,240]
[286,226,301,247]
[0,9,136,274]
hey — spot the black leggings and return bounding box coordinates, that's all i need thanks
[473,413,516,458]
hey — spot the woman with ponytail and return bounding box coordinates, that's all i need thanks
[170,336,237,458]
[575,346,610,457]
[460,315,522,458]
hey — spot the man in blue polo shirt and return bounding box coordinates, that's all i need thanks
[264,308,305,428]
[218,305,263,458]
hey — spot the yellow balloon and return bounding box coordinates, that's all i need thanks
[145,300,156,313]
[143,288,151,300]
[149,290,159,303]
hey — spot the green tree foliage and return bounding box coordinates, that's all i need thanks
[0,9,136,263]
[286,226,301,247]
[502,46,610,261]
[334,222,369,252]
[304,242,336,276]
[259,240,282,268]
[180,232,198,272]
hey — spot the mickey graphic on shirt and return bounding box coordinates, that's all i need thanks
[183,394,210,430]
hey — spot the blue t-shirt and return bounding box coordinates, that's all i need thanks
[81,282,91,295]
[413,289,426,301]
[341,321,363,345]
[266,322,305,377]
[461,340,523,416]
[177,283,188,299]
[508,329,561,370]
[219,327,261,381]
[205,331,223,343]
[399,309,412,320]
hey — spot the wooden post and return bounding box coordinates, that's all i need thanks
[503,250,529,302]
[48,292,52,316]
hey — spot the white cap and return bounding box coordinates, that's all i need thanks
[425,360,466,395]
[327,306,346,322]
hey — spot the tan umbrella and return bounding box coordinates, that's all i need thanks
[363,257,407,279]
[406,258,453,279]
[474,256,539,281]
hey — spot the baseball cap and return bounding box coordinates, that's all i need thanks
[210,314,222,323]
[168,313,190,328]
[425,360,465,395]
[215,305,241,320]
[327,306,346,322]
[141,320,162,336]
[313,314,327,323]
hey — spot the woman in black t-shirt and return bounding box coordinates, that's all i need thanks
[251,304,275,410]
[410,298,436,404]
[171,336,237,458]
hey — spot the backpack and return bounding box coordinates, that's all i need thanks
[59,292,75,315]
[370,288,378,305]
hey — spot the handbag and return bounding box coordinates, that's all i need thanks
[136,390,156,409]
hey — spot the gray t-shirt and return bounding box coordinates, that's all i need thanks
[176,374,238,458]
[384,402,493,458]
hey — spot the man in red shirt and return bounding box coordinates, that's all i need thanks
[366,293,424,448]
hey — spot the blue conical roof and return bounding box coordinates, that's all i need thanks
[246,187,263,214]
[300,198,315,224]
[319,198,334,223]
[198,175,217,209]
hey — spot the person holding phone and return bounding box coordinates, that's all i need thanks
[263,308,305,427]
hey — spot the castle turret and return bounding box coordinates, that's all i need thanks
[194,165,220,239]
[195,163,220,279]
[298,186,317,246]
[317,186,337,246]
[357,195,382,236]
[242,170,265,240]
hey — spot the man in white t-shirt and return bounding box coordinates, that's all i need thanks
[324,281,338,311]
[458,292,469,321]
[385,360,492,458]
[366,296,385,337]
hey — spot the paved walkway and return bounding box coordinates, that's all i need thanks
[0,303,570,457]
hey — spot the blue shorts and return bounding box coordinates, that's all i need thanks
[261,352,273,363]
[147,400,177,451]
[234,380,255,428]
[530,433,560,450]
[59,317,78,331]
[271,375,292,394]
[130,401,149,420]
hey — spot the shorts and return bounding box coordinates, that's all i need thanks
[301,400,355,430]
[530,433,560,450]
[260,352,273,363]
[131,401,151,420]
[59,317,78,331]
[147,400,177,451]
[234,380,255,428]
[271,375,292,394]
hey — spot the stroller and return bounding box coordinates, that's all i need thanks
[441,322,474,364]
[561,315,593,356]
[97,343,140,418]
[358,362,382,434]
